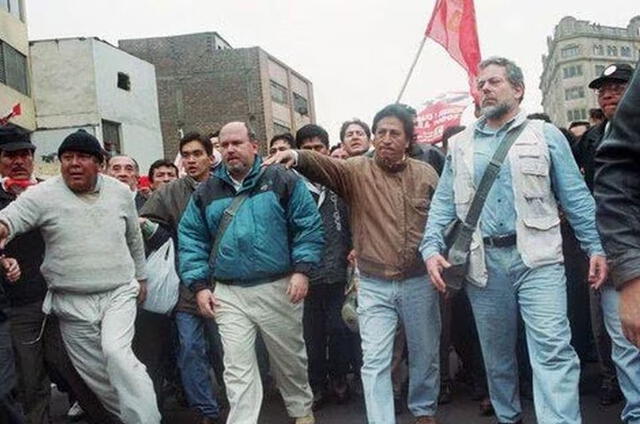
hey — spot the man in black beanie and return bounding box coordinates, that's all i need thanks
[0,125,116,423]
[0,129,161,423]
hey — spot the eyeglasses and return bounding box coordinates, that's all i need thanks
[596,82,627,98]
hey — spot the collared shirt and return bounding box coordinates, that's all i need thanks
[420,111,604,260]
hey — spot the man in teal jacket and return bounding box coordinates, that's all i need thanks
[178,121,324,424]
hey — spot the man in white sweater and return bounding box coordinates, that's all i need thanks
[0,130,160,424]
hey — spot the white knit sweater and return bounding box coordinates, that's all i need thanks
[0,175,147,293]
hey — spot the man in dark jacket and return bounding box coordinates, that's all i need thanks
[139,132,222,424]
[594,63,640,423]
[294,124,353,409]
[574,63,634,407]
[0,124,113,424]
[179,121,324,424]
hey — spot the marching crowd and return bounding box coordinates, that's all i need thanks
[0,55,639,424]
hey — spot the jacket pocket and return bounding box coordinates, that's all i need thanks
[520,160,549,198]
[522,215,560,231]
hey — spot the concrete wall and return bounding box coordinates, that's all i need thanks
[30,39,100,129]
[30,125,97,177]
[0,6,35,130]
[92,40,163,172]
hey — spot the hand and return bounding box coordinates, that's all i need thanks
[1,257,20,283]
[138,217,148,225]
[0,222,9,249]
[196,289,220,318]
[137,279,148,304]
[426,254,451,293]
[620,277,640,347]
[262,149,296,169]
[287,272,309,303]
[588,255,608,289]
[347,249,357,267]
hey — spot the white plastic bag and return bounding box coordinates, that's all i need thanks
[142,239,180,314]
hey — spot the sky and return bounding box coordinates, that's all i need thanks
[24,0,639,144]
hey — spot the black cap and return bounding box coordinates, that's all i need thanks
[589,63,635,89]
[0,123,36,152]
[58,130,104,161]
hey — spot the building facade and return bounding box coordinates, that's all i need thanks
[0,0,35,131]
[540,16,640,128]
[29,37,164,175]
[119,32,316,158]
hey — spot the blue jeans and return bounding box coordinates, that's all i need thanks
[357,274,440,423]
[175,312,220,418]
[465,245,581,424]
[601,285,640,423]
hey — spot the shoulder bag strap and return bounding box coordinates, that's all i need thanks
[210,168,266,269]
[453,120,529,250]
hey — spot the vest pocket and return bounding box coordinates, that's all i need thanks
[521,215,560,230]
[520,160,549,198]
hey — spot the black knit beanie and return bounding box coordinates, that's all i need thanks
[58,130,104,162]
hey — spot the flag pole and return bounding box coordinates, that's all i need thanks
[396,35,428,103]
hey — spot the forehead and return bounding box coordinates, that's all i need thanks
[376,116,404,130]
[220,124,250,142]
[271,138,290,147]
[300,137,325,146]
[346,123,366,133]
[153,165,176,174]
[479,64,508,80]
[109,156,136,168]
[181,140,206,153]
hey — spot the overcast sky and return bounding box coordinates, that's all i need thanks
[25,0,639,144]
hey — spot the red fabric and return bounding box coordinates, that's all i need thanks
[11,103,21,117]
[415,92,470,144]
[425,0,481,101]
[138,175,150,190]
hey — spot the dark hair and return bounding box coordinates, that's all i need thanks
[330,144,343,154]
[269,133,294,149]
[179,132,213,156]
[372,104,415,148]
[589,108,605,120]
[339,119,371,142]
[148,159,179,182]
[207,130,220,139]
[558,127,576,146]
[527,112,552,123]
[107,155,140,172]
[295,124,329,149]
[568,120,590,130]
[397,103,417,117]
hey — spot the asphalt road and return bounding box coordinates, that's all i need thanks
[50,364,623,424]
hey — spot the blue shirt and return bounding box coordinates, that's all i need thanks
[420,112,604,260]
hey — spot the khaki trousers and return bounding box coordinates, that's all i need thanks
[49,280,160,424]
[215,277,313,424]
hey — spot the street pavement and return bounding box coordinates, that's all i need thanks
[50,363,623,424]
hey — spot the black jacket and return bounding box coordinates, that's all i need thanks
[305,183,351,285]
[594,64,640,289]
[574,121,607,193]
[410,143,445,176]
[0,186,47,307]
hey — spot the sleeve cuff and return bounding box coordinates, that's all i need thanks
[294,262,314,276]
[190,281,211,294]
[420,246,441,261]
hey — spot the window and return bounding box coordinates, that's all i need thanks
[0,41,29,95]
[593,44,604,56]
[565,87,585,101]
[621,46,632,57]
[607,45,618,56]
[270,81,288,105]
[595,65,605,76]
[561,45,580,58]
[102,120,121,157]
[1,0,22,20]
[293,93,308,115]
[117,72,131,91]
[273,122,290,135]
[567,108,587,122]
[562,65,583,79]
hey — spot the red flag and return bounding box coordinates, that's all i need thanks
[425,0,481,101]
[0,103,22,125]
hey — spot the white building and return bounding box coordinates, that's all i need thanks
[29,37,164,175]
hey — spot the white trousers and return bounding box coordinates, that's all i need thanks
[50,280,160,424]
[215,277,313,424]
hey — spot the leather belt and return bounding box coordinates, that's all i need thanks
[483,233,517,248]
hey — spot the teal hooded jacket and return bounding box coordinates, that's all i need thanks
[178,157,324,291]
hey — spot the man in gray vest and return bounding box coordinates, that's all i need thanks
[422,57,607,424]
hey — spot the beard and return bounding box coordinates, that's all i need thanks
[481,101,514,120]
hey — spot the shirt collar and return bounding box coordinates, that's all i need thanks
[474,108,528,136]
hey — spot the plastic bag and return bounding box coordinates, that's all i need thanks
[142,239,180,314]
